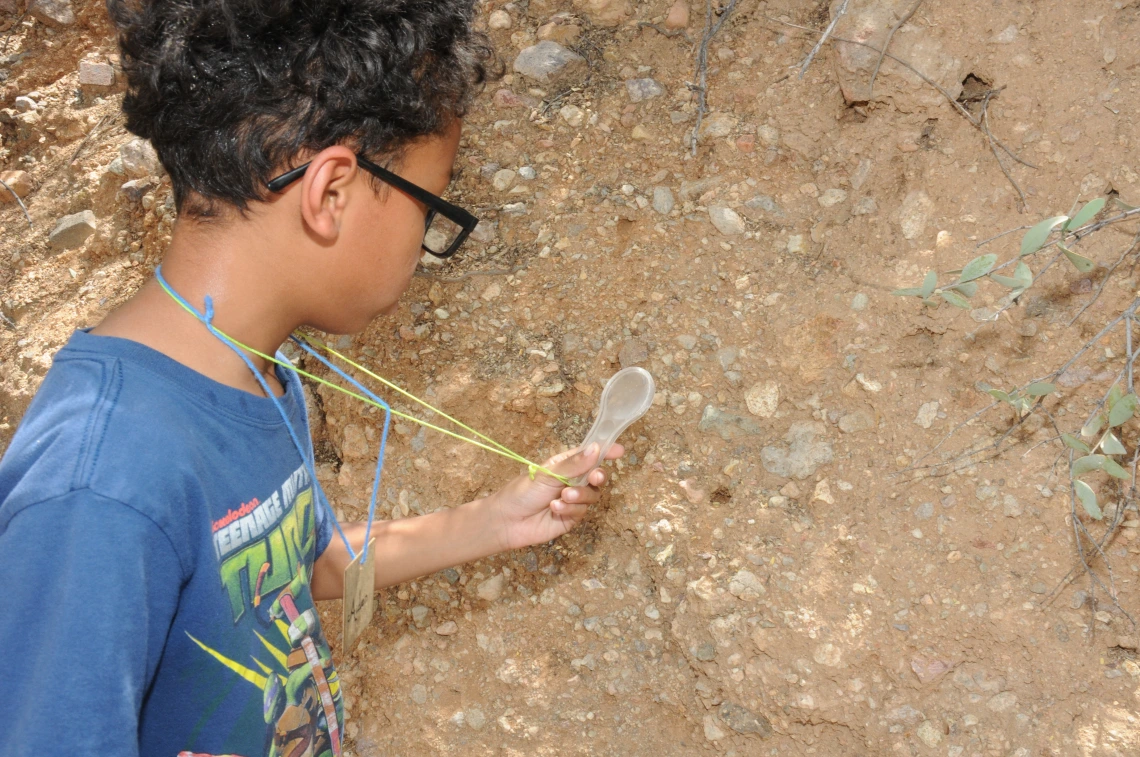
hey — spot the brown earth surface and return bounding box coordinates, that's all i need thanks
[4,0,1140,754]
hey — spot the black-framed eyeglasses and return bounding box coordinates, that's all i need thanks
[266,153,479,259]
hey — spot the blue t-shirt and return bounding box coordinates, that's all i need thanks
[0,329,343,757]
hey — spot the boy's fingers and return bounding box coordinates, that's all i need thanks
[603,443,624,461]
[561,483,601,505]
[551,500,589,520]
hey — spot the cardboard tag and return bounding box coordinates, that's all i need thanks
[342,538,375,654]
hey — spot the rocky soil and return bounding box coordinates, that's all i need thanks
[5,0,1140,754]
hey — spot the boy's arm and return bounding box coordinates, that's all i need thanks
[311,444,618,600]
[0,490,182,756]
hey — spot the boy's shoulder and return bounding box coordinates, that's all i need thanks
[0,329,307,534]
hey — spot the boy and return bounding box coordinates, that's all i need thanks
[0,2,621,755]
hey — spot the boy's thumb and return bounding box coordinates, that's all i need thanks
[547,443,601,482]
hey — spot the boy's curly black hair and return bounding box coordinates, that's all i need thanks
[107,0,495,216]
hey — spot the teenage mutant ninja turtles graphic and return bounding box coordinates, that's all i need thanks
[188,565,343,757]
[186,465,344,757]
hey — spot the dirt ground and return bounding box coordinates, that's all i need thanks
[5,0,1140,754]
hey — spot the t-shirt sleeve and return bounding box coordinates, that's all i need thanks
[0,490,184,757]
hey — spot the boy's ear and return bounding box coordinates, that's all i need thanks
[299,146,359,242]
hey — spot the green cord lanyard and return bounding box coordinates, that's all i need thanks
[156,274,570,486]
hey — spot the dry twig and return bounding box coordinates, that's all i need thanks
[0,178,32,227]
[980,89,1028,213]
[798,0,849,79]
[414,265,525,284]
[690,0,740,157]
[868,0,925,98]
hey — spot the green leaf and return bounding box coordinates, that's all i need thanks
[1116,197,1138,212]
[1109,393,1138,427]
[921,297,940,307]
[1072,455,1105,477]
[1082,414,1105,439]
[1062,433,1091,453]
[921,270,938,299]
[891,287,924,297]
[987,388,1011,404]
[1100,431,1126,456]
[1025,382,1056,397]
[1103,457,1130,480]
[990,274,1024,289]
[1074,480,1102,519]
[959,254,998,283]
[940,290,972,309]
[1066,197,1106,230]
[1060,245,1096,273]
[1014,262,1033,286]
[1020,216,1068,256]
[1109,385,1124,410]
[948,281,979,297]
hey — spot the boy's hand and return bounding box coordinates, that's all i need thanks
[487,444,624,551]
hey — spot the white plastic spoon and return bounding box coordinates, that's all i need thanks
[570,367,656,486]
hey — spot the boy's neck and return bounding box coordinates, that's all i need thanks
[91,224,303,398]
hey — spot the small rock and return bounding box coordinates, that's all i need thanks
[411,605,431,628]
[708,205,745,235]
[992,24,1018,43]
[910,656,953,684]
[914,401,939,429]
[917,720,943,748]
[120,138,161,178]
[0,170,32,203]
[480,283,501,301]
[1002,494,1023,518]
[664,0,690,29]
[630,124,653,141]
[850,292,869,311]
[699,405,764,441]
[817,188,848,207]
[492,88,532,109]
[1071,590,1088,609]
[477,574,505,602]
[78,61,115,87]
[14,96,37,113]
[703,714,725,741]
[559,104,585,127]
[915,501,934,520]
[1030,582,1048,595]
[812,643,842,667]
[676,334,698,350]
[488,9,512,29]
[987,691,1018,712]
[757,124,779,147]
[411,683,428,704]
[813,479,835,505]
[518,166,536,181]
[838,410,874,434]
[434,620,459,636]
[626,78,665,103]
[728,570,765,600]
[852,196,877,216]
[28,0,74,27]
[470,220,496,243]
[718,702,772,736]
[49,210,97,251]
[619,338,648,368]
[899,190,935,240]
[492,168,517,191]
[652,186,675,215]
[513,41,586,86]
[119,177,157,203]
[745,381,779,418]
[787,234,805,254]
[760,421,834,480]
[466,708,486,730]
[699,112,737,140]
[575,0,631,26]
[694,642,716,662]
[537,18,582,45]
[714,346,738,370]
